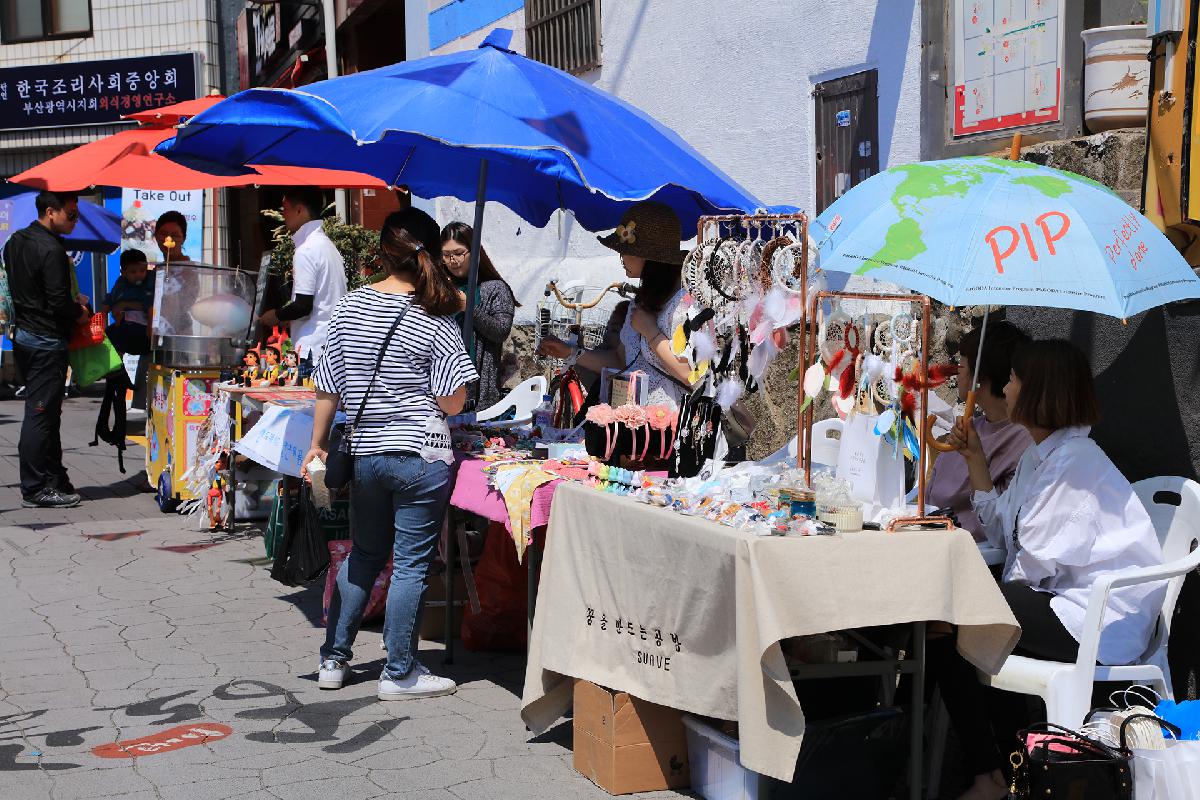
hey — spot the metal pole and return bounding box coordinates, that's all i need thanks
[463,159,489,358]
[320,0,349,223]
[969,309,990,397]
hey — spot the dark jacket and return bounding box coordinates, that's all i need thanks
[2,222,80,339]
[465,279,515,411]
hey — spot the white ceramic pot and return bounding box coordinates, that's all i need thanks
[1081,24,1151,133]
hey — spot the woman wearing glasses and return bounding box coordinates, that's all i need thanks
[439,222,517,411]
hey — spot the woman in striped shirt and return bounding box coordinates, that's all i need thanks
[303,213,477,701]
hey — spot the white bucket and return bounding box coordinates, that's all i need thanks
[1081,24,1151,133]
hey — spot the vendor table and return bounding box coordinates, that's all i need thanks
[520,482,1019,793]
[445,456,565,663]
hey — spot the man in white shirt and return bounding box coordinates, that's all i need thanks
[259,188,346,367]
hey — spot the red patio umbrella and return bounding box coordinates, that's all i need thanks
[10,96,384,191]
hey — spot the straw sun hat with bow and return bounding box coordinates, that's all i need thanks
[597,201,688,265]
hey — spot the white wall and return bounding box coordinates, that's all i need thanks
[428,0,923,319]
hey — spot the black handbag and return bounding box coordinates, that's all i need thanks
[323,300,413,490]
[1010,722,1133,800]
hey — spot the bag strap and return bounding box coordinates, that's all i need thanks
[1117,713,1182,749]
[348,297,414,446]
[1019,722,1130,760]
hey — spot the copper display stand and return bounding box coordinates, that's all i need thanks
[800,290,953,531]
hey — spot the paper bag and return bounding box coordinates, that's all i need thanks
[835,412,905,509]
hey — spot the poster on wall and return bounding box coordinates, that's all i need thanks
[120,188,204,263]
[952,0,1064,137]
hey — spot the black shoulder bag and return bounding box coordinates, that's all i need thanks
[323,300,413,490]
[1009,721,1135,800]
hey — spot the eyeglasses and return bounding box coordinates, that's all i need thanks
[442,249,469,261]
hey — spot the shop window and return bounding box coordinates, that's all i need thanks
[1,0,92,44]
[813,69,880,215]
[525,0,601,74]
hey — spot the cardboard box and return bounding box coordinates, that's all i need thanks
[573,679,690,795]
[419,572,467,642]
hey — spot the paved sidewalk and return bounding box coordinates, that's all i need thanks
[0,395,689,799]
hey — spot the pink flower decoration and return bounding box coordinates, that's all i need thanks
[586,403,615,426]
[645,405,677,431]
[613,404,648,428]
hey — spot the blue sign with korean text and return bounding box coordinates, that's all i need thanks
[0,53,199,132]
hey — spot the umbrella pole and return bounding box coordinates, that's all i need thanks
[463,159,489,360]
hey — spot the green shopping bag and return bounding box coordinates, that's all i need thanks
[69,337,123,386]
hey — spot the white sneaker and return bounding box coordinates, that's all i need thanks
[318,659,348,689]
[377,665,457,700]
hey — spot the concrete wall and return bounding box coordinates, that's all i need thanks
[426,0,924,319]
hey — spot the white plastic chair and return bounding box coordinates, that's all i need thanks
[976,476,1200,728]
[474,376,547,426]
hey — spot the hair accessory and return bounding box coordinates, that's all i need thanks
[646,405,678,460]
[586,403,618,461]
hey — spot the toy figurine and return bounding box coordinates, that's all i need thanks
[281,350,299,386]
[261,345,281,386]
[241,349,261,387]
[207,452,230,530]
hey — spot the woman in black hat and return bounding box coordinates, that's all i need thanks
[537,202,693,407]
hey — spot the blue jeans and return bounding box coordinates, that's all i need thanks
[321,454,451,679]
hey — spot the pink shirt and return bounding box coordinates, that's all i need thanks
[925,416,1032,540]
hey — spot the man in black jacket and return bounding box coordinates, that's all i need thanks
[3,191,89,508]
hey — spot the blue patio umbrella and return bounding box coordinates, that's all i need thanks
[157,28,771,350]
[0,191,121,254]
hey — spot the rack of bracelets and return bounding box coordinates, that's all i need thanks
[799,289,954,530]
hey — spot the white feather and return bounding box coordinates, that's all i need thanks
[763,287,787,326]
[803,362,826,398]
[863,353,884,382]
[715,378,745,410]
[748,340,772,381]
[691,328,716,364]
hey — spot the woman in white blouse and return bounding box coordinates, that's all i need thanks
[933,339,1165,800]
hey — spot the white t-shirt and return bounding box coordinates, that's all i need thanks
[290,220,346,362]
[973,426,1166,665]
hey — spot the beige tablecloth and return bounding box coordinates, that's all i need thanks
[520,482,1020,781]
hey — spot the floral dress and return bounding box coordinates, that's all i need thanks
[617,288,687,408]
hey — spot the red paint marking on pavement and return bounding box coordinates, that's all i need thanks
[91,723,233,758]
[83,530,145,542]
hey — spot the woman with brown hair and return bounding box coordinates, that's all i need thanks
[302,211,477,702]
[932,339,1166,800]
[440,221,516,410]
[537,201,693,407]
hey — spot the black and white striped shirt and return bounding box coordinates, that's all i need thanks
[314,287,478,455]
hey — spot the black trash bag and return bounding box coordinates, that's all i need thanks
[270,483,331,586]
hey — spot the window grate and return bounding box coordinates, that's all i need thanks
[524,0,601,74]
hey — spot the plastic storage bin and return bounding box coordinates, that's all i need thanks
[682,714,765,800]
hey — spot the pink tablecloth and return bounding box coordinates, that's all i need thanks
[449,457,561,533]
